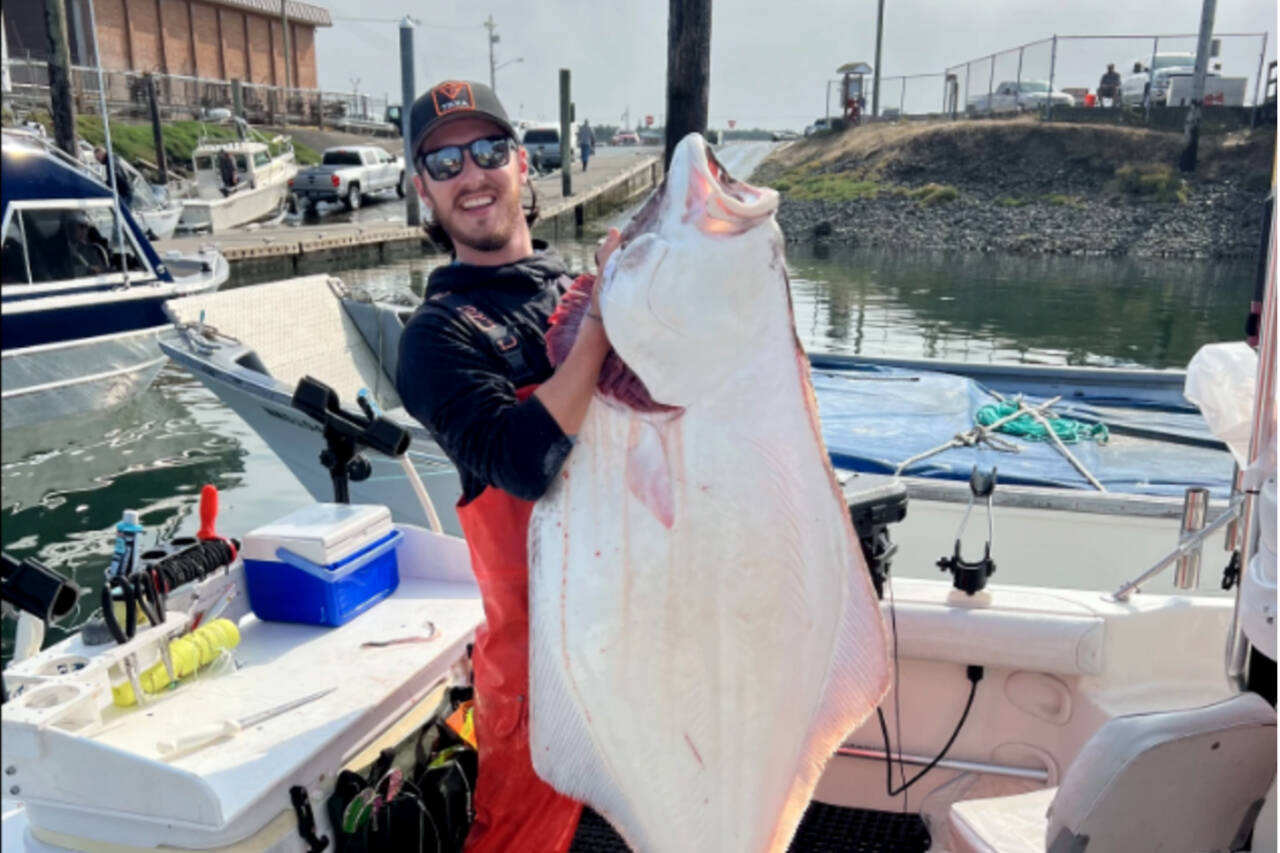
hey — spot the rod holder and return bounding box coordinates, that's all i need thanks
[1174,487,1210,589]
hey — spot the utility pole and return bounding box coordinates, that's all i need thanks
[559,68,572,197]
[872,0,885,118]
[484,14,498,93]
[400,17,419,226]
[43,0,77,158]
[280,0,292,91]
[664,0,711,169]
[1180,0,1217,172]
[350,76,360,118]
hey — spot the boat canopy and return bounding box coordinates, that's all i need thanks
[0,139,171,283]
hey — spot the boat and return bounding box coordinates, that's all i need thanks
[3,156,1273,853]
[4,128,185,242]
[156,275,1238,589]
[2,261,1273,849]
[176,124,297,233]
[1,135,229,430]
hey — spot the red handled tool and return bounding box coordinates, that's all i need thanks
[197,484,237,559]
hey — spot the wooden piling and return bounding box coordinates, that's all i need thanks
[560,69,573,198]
[664,0,711,168]
[145,74,169,184]
[43,0,77,158]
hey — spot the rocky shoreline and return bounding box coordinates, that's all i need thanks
[774,188,1268,259]
[760,121,1272,260]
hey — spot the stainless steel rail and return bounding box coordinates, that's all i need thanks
[1111,497,1243,601]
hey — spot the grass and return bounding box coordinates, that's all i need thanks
[909,183,959,206]
[767,169,882,202]
[997,196,1024,207]
[19,112,319,177]
[1106,163,1188,203]
[1045,193,1082,206]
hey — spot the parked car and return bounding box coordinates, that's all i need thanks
[290,146,404,211]
[1120,53,1221,107]
[771,130,800,141]
[805,118,831,136]
[966,80,1075,114]
[522,126,563,172]
[612,131,640,146]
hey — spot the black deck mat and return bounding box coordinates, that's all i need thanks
[569,802,931,852]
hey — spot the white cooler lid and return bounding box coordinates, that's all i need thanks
[241,503,393,565]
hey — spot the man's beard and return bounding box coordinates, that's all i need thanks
[434,184,521,253]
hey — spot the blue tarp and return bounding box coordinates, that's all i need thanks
[811,365,1235,497]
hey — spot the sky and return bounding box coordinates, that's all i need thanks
[315,0,1277,131]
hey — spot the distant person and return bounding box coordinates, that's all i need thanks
[217,149,241,195]
[1098,64,1122,107]
[94,146,133,208]
[578,120,595,172]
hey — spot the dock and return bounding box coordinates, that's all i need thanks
[154,150,664,280]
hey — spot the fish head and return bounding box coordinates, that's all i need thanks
[601,133,788,407]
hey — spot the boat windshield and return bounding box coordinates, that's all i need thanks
[2,205,147,284]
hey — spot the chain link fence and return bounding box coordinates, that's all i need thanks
[942,32,1270,120]
[5,55,394,135]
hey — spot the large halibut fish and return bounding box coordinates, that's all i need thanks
[529,133,891,852]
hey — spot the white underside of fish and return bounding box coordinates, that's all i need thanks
[528,134,891,853]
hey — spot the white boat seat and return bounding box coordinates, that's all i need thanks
[949,692,1277,853]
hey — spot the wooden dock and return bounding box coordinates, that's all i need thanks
[155,151,664,279]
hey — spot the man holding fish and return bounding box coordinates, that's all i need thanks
[399,77,891,853]
[396,79,615,852]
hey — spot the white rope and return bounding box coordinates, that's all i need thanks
[1020,403,1108,492]
[892,398,1060,477]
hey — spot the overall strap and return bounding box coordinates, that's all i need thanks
[429,291,536,386]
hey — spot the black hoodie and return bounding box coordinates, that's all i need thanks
[396,245,574,504]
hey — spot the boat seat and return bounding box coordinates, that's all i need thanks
[949,692,1276,853]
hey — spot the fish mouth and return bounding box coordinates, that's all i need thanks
[681,134,779,233]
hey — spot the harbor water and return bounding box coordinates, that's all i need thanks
[0,230,1254,660]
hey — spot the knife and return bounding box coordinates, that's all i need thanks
[156,687,335,757]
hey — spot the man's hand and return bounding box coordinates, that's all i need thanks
[534,228,620,437]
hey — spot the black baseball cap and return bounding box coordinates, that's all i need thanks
[409,80,519,156]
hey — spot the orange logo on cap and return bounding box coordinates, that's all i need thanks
[432,81,475,114]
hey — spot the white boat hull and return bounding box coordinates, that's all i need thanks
[177,180,289,233]
[134,203,182,240]
[0,327,169,429]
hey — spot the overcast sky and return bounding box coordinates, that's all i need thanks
[315,0,1276,130]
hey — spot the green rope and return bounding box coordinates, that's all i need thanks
[975,401,1109,445]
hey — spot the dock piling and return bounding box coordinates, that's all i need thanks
[399,17,419,227]
[43,0,77,158]
[559,69,572,198]
[145,74,169,184]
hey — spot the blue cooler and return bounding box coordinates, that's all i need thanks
[242,503,402,627]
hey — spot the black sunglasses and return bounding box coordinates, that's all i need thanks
[416,135,515,181]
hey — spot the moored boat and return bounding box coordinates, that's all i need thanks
[1,136,229,429]
[176,125,297,233]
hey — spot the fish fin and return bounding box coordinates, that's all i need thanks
[626,420,675,529]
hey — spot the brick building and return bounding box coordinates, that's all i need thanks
[5,0,331,90]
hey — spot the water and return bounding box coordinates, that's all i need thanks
[0,228,1254,659]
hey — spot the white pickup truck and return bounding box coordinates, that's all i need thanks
[966,81,1076,114]
[290,146,405,211]
[1118,53,1247,107]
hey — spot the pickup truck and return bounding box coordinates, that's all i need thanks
[290,146,405,211]
[966,81,1075,114]
[1120,53,1239,107]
